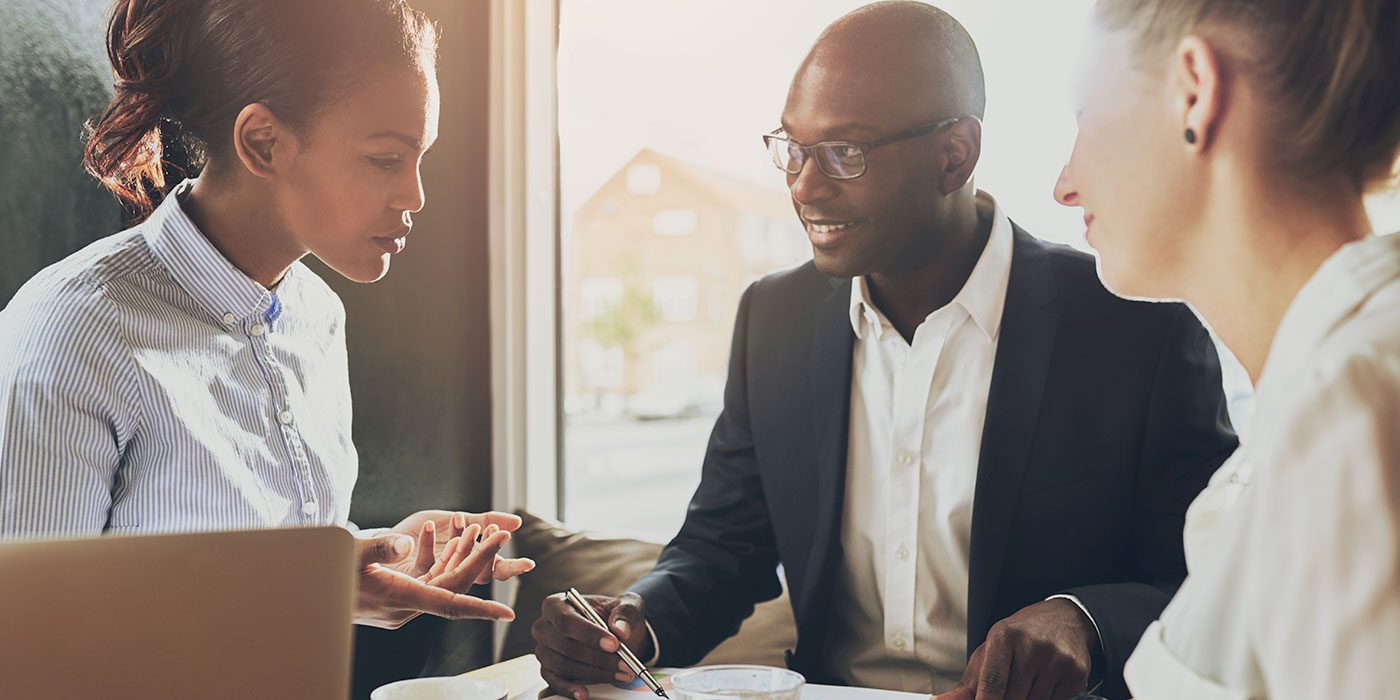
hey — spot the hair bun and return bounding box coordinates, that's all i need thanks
[83,0,185,215]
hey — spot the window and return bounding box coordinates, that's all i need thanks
[579,277,623,321]
[652,208,698,236]
[556,0,1125,540]
[538,0,1400,541]
[649,341,698,384]
[626,164,661,195]
[652,276,698,322]
[578,340,624,390]
[737,213,768,264]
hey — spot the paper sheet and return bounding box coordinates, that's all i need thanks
[555,669,928,700]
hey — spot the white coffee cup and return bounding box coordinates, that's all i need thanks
[370,676,508,700]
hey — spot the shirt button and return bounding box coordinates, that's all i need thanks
[892,636,907,649]
[896,545,910,560]
[898,453,914,465]
[221,312,236,326]
[250,323,266,337]
[278,410,294,425]
[301,501,319,515]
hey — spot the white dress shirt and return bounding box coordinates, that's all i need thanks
[822,191,1012,693]
[0,180,358,537]
[1124,232,1400,699]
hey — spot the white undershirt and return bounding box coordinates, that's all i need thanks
[822,191,1012,694]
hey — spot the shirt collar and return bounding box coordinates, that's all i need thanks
[1256,232,1400,400]
[848,190,1014,342]
[144,179,280,326]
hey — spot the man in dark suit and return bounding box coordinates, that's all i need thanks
[533,3,1236,699]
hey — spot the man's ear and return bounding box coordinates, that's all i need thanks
[1173,34,1224,152]
[941,117,982,194]
[231,103,298,178]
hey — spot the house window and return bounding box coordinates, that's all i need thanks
[579,277,623,320]
[626,164,661,195]
[649,341,697,385]
[578,340,624,390]
[652,276,698,322]
[652,208,698,236]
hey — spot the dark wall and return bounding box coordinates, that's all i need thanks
[334,0,495,530]
[329,0,500,692]
[0,0,498,694]
[0,0,124,304]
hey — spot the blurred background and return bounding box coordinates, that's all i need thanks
[554,0,1400,541]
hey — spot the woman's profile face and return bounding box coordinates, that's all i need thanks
[278,65,441,284]
[1054,26,1202,300]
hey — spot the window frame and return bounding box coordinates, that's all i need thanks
[488,0,561,520]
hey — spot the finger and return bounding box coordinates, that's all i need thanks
[548,594,618,652]
[1002,658,1035,700]
[358,534,414,567]
[476,553,501,586]
[447,524,481,571]
[372,566,515,621]
[974,638,1013,700]
[607,596,645,642]
[540,667,590,700]
[1046,674,1087,700]
[482,526,500,581]
[436,529,506,591]
[937,652,980,700]
[442,526,476,573]
[466,511,524,532]
[429,537,461,579]
[471,525,499,583]
[536,645,618,684]
[452,511,466,541]
[435,529,510,592]
[1024,672,1059,700]
[533,619,621,674]
[493,556,536,580]
[933,686,975,700]
[414,520,437,573]
[427,537,462,579]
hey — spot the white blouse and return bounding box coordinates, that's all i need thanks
[1124,233,1400,699]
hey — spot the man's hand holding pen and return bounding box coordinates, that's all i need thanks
[534,591,654,700]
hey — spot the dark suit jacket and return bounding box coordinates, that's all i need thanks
[630,225,1237,699]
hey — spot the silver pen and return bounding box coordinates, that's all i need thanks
[564,587,669,698]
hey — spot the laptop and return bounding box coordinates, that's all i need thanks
[0,526,356,699]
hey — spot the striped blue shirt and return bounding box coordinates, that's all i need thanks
[0,180,358,537]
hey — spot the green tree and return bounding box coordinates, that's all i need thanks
[582,277,658,395]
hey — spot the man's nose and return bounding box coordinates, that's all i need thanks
[790,155,840,206]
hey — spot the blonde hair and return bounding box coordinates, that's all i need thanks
[1095,0,1400,193]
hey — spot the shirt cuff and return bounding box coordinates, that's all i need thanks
[643,619,662,665]
[1047,594,1105,693]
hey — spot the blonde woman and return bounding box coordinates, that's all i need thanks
[1054,0,1400,697]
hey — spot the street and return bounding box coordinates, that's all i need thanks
[562,413,718,542]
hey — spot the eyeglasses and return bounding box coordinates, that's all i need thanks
[763,116,966,180]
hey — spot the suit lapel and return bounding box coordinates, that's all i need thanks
[795,277,855,634]
[965,227,1063,654]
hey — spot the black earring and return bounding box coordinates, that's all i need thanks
[1184,128,1197,144]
